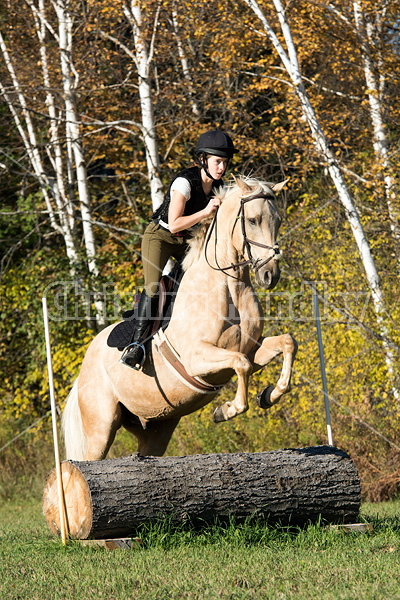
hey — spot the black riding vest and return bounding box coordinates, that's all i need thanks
[152,166,224,225]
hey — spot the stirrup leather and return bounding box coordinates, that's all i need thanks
[119,342,146,370]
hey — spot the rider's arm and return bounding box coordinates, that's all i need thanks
[168,190,220,234]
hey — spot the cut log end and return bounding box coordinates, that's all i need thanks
[42,461,93,539]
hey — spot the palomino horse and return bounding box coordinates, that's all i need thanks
[62,176,297,460]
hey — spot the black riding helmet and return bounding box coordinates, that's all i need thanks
[194,129,238,181]
[195,130,238,159]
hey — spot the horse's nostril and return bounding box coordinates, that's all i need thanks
[264,271,272,287]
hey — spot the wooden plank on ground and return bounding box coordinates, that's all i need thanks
[76,537,142,550]
[329,523,373,534]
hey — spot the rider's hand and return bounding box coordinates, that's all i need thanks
[203,197,221,217]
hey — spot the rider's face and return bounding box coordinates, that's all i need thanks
[206,155,228,179]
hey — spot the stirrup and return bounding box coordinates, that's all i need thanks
[119,342,146,370]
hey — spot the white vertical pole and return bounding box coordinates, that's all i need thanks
[42,296,68,544]
[312,286,334,446]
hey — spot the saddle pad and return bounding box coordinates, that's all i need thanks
[107,319,136,351]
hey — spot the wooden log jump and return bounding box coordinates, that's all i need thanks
[42,446,361,540]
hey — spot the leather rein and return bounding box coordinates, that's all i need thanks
[204,190,282,279]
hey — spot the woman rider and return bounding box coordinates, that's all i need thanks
[121,129,239,369]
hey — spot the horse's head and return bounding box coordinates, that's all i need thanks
[183,176,286,287]
[229,177,285,289]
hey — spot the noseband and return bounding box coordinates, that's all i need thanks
[204,191,282,279]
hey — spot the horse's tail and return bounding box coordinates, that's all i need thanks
[61,378,87,460]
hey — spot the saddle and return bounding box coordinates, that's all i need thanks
[107,264,184,351]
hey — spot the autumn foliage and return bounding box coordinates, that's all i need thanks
[0,0,399,501]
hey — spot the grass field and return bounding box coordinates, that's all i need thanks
[1,498,400,599]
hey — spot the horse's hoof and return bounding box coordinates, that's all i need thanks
[256,386,274,410]
[213,406,227,423]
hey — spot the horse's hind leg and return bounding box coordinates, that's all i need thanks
[78,377,123,461]
[122,413,181,457]
[251,333,297,408]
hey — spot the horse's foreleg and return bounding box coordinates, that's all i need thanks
[187,343,252,423]
[250,333,297,408]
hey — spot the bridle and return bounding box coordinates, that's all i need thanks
[204,190,282,280]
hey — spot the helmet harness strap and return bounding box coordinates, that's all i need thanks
[199,152,229,182]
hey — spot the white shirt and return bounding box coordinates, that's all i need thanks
[170,177,192,201]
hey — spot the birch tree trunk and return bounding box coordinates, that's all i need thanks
[0,1,106,327]
[353,1,400,254]
[0,26,79,269]
[53,0,106,326]
[243,0,399,398]
[122,1,164,211]
[29,0,78,262]
[171,1,200,117]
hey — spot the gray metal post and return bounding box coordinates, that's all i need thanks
[312,286,333,446]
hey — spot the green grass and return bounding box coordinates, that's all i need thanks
[1,499,400,599]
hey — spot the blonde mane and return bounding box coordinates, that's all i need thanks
[182,176,275,272]
[181,185,226,272]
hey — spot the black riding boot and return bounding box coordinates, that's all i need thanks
[120,290,158,370]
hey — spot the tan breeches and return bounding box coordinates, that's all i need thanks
[141,221,188,297]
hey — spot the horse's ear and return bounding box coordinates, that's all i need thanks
[233,175,253,193]
[270,179,289,194]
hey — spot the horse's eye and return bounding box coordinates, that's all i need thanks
[248,218,257,226]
